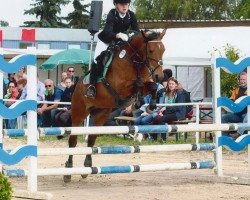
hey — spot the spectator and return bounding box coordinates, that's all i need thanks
[4,81,19,129]
[222,72,247,138]
[57,71,68,92]
[54,77,74,127]
[66,67,79,85]
[19,74,45,101]
[16,78,27,99]
[38,79,62,127]
[16,67,27,81]
[3,73,16,95]
[155,77,187,141]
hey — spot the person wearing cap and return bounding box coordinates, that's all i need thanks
[85,0,139,98]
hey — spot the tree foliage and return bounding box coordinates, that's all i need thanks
[0,173,12,200]
[64,0,90,29]
[133,0,250,20]
[23,0,70,27]
[0,20,9,27]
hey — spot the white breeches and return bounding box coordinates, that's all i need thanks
[94,40,109,63]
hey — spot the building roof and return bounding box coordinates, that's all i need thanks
[0,27,98,42]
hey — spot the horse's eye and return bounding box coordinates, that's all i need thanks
[149,50,153,53]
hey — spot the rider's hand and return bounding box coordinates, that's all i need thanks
[116,32,129,42]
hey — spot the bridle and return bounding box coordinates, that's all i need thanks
[120,32,164,81]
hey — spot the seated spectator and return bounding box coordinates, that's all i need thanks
[222,72,247,138]
[38,79,62,127]
[19,74,45,101]
[16,67,27,81]
[3,73,17,96]
[16,78,27,99]
[154,77,187,141]
[57,71,68,92]
[4,81,19,129]
[54,77,74,127]
[67,67,79,85]
[104,105,134,126]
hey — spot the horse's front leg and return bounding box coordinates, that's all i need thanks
[133,79,145,109]
[145,82,158,112]
[64,135,78,183]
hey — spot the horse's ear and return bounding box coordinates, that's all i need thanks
[141,30,146,39]
[159,29,167,39]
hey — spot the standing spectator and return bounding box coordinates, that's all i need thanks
[66,67,79,85]
[4,81,19,129]
[222,72,247,138]
[37,79,62,127]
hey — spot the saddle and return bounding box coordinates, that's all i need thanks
[83,50,114,84]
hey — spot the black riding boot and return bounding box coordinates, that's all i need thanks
[84,62,98,98]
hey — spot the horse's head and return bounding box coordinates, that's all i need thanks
[129,29,166,83]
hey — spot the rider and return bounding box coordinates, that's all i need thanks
[84,0,139,98]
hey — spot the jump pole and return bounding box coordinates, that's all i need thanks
[26,47,38,192]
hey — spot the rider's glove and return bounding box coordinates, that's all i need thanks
[117,32,129,42]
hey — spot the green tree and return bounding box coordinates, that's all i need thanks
[220,44,242,97]
[64,0,90,28]
[133,0,250,20]
[23,0,70,27]
[234,0,250,18]
[0,20,9,27]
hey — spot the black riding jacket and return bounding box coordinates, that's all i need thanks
[98,9,139,44]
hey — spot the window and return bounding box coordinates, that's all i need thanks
[88,44,96,51]
[68,44,80,49]
[37,43,50,49]
[19,42,33,49]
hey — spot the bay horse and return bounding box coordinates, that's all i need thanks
[64,29,166,182]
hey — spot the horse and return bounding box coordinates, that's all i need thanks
[64,29,166,182]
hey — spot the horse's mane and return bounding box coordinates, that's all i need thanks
[130,30,160,42]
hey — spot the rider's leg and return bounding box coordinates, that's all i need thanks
[84,40,108,98]
[85,62,98,98]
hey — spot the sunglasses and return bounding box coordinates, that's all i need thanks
[45,85,52,88]
[68,70,74,72]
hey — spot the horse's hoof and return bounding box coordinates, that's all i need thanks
[81,174,88,179]
[63,175,72,183]
[64,161,73,183]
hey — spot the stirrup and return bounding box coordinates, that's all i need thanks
[84,85,96,98]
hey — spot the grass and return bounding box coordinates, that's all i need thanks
[35,134,213,146]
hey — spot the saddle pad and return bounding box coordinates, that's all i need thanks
[83,52,114,85]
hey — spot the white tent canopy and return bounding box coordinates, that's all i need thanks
[161,26,250,99]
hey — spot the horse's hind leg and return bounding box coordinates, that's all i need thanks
[81,108,112,179]
[64,101,88,183]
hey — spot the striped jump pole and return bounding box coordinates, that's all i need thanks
[4,123,250,138]
[37,123,250,136]
[38,143,215,156]
[4,160,216,177]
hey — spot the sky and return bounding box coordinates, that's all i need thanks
[0,0,113,27]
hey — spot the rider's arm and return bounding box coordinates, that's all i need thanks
[98,10,116,44]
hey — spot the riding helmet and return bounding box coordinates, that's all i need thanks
[113,0,131,4]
